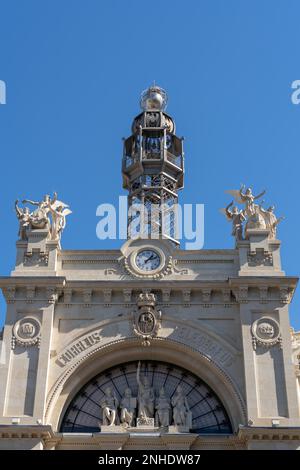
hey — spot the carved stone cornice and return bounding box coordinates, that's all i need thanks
[259,286,268,304]
[182,289,191,307]
[222,288,232,307]
[26,286,35,303]
[122,288,132,306]
[2,286,16,303]
[229,277,298,305]
[103,289,112,307]
[201,288,211,307]
[238,425,300,442]
[0,276,66,288]
[83,289,92,307]
[162,288,171,305]
[0,277,65,305]
[63,288,72,305]
[233,286,248,304]
[0,425,55,441]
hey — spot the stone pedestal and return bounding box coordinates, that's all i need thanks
[12,228,60,276]
[136,417,155,428]
[237,228,284,276]
[168,425,190,433]
[100,425,127,433]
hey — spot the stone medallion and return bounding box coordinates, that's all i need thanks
[251,317,282,350]
[12,317,41,349]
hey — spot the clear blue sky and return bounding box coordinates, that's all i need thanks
[0,1,299,328]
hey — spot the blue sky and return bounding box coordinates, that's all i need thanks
[0,1,299,328]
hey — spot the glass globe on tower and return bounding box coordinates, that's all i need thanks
[140,85,168,111]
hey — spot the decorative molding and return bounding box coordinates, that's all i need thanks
[3,286,16,303]
[182,289,191,307]
[47,287,57,304]
[123,288,132,306]
[103,289,112,307]
[202,289,211,307]
[63,288,72,305]
[162,289,171,305]
[280,286,292,304]
[247,249,273,267]
[222,289,232,307]
[259,286,268,304]
[176,259,234,264]
[62,259,118,265]
[234,286,248,304]
[104,268,119,276]
[251,317,282,351]
[83,289,92,307]
[26,286,35,303]
[12,317,41,349]
[173,261,189,275]
[24,250,49,267]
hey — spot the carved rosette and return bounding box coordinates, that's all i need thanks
[12,317,41,349]
[251,317,282,351]
[132,293,161,346]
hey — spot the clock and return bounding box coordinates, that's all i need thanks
[135,249,161,272]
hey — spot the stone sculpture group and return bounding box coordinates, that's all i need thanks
[15,192,72,241]
[221,184,284,241]
[100,362,192,429]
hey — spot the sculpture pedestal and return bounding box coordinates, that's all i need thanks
[136,417,155,428]
[169,425,190,433]
[100,425,127,433]
[12,228,60,275]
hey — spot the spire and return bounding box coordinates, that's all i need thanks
[122,87,184,244]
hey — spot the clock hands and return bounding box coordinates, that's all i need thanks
[144,253,157,264]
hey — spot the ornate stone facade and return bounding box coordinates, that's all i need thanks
[0,87,299,450]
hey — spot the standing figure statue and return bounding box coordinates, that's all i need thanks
[15,200,31,240]
[223,201,246,241]
[22,193,57,230]
[171,386,191,428]
[48,202,72,240]
[239,184,266,216]
[226,185,266,217]
[259,205,284,239]
[120,388,137,427]
[136,361,154,420]
[100,387,118,426]
[155,388,171,427]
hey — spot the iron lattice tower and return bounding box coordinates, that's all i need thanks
[122,86,184,245]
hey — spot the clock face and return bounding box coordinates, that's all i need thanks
[135,249,161,272]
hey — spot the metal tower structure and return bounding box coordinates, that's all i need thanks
[122,85,184,244]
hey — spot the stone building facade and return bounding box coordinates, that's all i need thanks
[0,87,299,450]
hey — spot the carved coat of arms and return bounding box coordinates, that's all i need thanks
[133,293,161,346]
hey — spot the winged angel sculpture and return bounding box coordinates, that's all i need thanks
[15,192,72,241]
[220,185,284,241]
